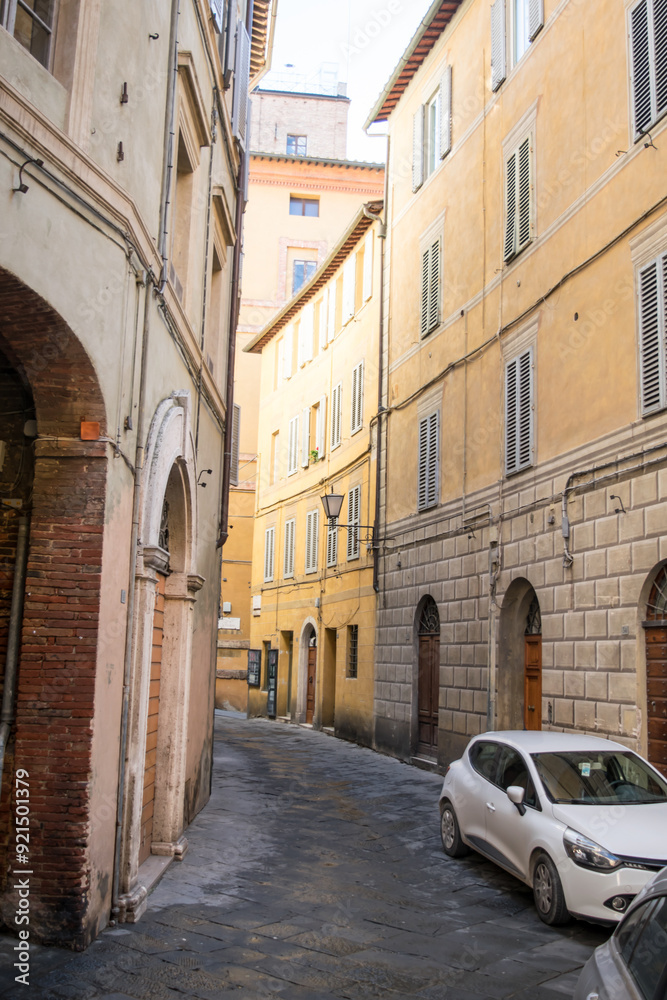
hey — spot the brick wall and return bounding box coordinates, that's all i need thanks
[251,90,350,160]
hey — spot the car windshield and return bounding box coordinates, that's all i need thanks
[530,750,667,805]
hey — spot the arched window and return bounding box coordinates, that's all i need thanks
[647,567,667,620]
[418,596,440,635]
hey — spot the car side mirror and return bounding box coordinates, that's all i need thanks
[507,785,526,816]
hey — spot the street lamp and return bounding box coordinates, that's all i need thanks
[320,488,344,521]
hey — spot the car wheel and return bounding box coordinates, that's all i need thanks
[440,801,469,858]
[532,852,570,925]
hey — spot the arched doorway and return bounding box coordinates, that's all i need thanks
[498,579,542,731]
[644,566,667,776]
[306,632,318,724]
[417,596,440,759]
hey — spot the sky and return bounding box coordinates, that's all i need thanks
[264,0,434,162]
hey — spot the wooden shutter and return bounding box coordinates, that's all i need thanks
[299,303,314,365]
[319,293,328,351]
[331,382,342,449]
[326,517,338,567]
[232,22,250,147]
[210,0,224,31]
[343,256,356,323]
[288,415,299,474]
[491,0,507,92]
[528,0,544,40]
[421,246,431,337]
[230,403,241,486]
[631,0,653,136]
[517,136,532,250]
[284,519,295,578]
[347,485,361,560]
[363,231,374,301]
[301,406,310,466]
[639,255,667,414]
[351,361,364,433]
[305,510,319,573]
[439,65,452,158]
[316,394,327,458]
[327,281,337,341]
[417,411,439,511]
[429,239,440,331]
[504,150,518,261]
[505,348,534,474]
[273,431,280,482]
[656,0,667,122]
[283,324,293,379]
[413,106,425,192]
[264,526,275,582]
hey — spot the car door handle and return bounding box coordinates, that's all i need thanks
[486,802,496,813]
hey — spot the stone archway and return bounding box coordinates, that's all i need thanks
[296,619,318,724]
[643,564,667,776]
[118,393,203,919]
[498,579,542,731]
[0,268,108,947]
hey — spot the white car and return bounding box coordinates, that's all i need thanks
[439,732,667,925]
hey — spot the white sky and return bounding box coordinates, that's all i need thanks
[265,0,434,162]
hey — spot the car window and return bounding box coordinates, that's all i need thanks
[625,896,667,1000]
[495,747,539,809]
[531,751,667,805]
[469,741,499,782]
[616,900,656,962]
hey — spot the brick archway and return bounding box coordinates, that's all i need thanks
[0,268,108,947]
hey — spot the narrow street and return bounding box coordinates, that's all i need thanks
[0,713,607,999]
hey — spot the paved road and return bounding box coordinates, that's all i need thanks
[0,712,608,999]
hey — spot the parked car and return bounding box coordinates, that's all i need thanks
[438,732,667,925]
[574,865,667,1000]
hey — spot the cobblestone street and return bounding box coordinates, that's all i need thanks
[0,712,608,998]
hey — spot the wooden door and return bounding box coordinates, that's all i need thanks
[524,635,542,731]
[417,634,439,757]
[306,644,317,724]
[646,626,667,776]
[139,572,165,865]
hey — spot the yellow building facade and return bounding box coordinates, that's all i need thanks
[367,0,667,773]
[245,202,384,746]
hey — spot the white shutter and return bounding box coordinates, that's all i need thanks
[316,395,327,458]
[655,0,667,123]
[639,255,667,414]
[351,361,364,434]
[230,404,241,486]
[491,0,507,92]
[528,0,544,40]
[363,231,374,301]
[504,150,518,262]
[327,280,337,341]
[343,256,356,323]
[517,136,532,250]
[417,411,439,511]
[299,303,314,365]
[412,106,424,192]
[277,338,284,382]
[429,239,440,332]
[347,485,361,560]
[331,382,342,449]
[305,510,319,573]
[210,0,224,31]
[264,526,275,582]
[301,406,310,467]
[439,65,452,159]
[505,349,534,473]
[284,519,295,578]
[326,517,338,567]
[232,23,250,147]
[283,324,293,379]
[273,431,280,482]
[288,415,299,474]
[319,293,328,351]
[420,246,431,338]
[630,0,652,136]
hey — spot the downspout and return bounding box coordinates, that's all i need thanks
[111,270,153,919]
[0,514,30,798]
[158,0,181,292]
[217,0,254,549]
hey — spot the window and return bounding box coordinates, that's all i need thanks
[293,259,317,294]
[624,897,667,999]
[331,382,342,450]
[504,133,533,262]
[420,237,441,337]
[638,251,667,415]
[347,485,361,560]
[230,404,241,486]
[1,0,56,68]
[491,0,544,89]
[469,741,500,781]
[630,0,667,138]
[305,509,319,573]
[347,625,359,679]
[314,395,326,460]
[326,516,338,567]
[412,67,453,192]
[495,747,539,808]
[417,411,439,511]
[270,430,280,485]
[351,361,364,434]
[290,196,319,217]
[284,519,295,579]
[287,134,307,156]
[505,347,533,475]
[287,415,299,475]
[264,526,275,582]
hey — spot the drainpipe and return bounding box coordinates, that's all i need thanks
[158,0,181,292]
[111,271,153,919]
[0,515,30,799]
[217,0,254,549]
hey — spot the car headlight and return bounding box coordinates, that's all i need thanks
[563,828,622,871]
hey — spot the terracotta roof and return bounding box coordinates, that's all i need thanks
[249,152,385,171]
[365,0,464,127]
[244,200,383,354]
[249,0,276,86]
